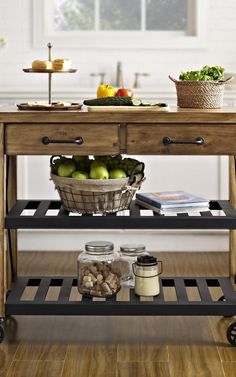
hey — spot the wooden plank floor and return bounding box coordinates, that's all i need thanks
[0,251,235,377]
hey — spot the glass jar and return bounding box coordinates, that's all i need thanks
[119,244,149,287]
[77,240,121,298]
[133,255,163,297]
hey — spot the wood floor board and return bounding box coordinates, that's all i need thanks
[117,362,171,377]
[18,251,229,277]
[0,343,18,377]
[61,345,117,377]
[117,316,169,362]
[222,361,236,377]
[168,344,225,377]
[6,360,64,377]
[168,316,225,377]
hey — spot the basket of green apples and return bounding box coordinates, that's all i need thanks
[50,154,145,214]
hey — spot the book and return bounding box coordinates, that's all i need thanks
[135,191,209,210]
[135,198,210,214]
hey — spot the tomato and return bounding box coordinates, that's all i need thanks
[116,88,133,97]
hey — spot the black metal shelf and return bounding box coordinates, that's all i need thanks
[5,200,236,229]
[5,276,236,317]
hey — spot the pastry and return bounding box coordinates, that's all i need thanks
[32,60,53,70]
[52,58,71,70]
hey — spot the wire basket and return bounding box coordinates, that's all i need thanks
[169,76,232,109]
[51,171,144,214]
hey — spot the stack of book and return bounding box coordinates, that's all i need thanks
[135,191,210,214]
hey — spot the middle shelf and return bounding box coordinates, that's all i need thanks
[5,200,236,229]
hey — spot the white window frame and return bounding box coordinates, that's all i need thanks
[33,0,207,49]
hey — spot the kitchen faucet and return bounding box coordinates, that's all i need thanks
[133,72,150,88]
[116,61,123,87]
[90,72,106,85]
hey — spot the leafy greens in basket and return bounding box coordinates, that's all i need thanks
[179,66,224,81]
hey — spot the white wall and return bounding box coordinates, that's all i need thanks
[1,0,236,92]
[1,0,236,252]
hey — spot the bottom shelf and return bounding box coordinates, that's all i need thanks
[6,276,236,317]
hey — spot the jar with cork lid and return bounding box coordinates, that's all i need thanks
[77,241,121,298]
[119,243,149,287]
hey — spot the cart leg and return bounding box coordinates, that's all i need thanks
[0,124,6,318]
[6,156,17,286]
[229,156,236,290]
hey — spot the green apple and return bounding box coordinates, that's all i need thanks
[72,170,89,180]
[90,166,109,179]
[109,168,127,179]
[58,161,76,177]
[90,160,107,170]
[51,156,68,174]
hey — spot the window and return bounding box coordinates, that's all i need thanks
[34,0,207,49]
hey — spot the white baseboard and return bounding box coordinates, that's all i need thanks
[18,229,229,252]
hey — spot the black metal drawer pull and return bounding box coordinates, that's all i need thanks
[42,136,84,145]
[163,136,204,146]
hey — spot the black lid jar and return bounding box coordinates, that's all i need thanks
[133,255,163,297]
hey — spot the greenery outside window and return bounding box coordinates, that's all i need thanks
[33,0,207,49]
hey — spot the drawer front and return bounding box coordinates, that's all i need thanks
[127,124,236,155]
[6,124,120,155]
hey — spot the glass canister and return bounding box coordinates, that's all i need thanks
[119,244,149,287]
[132,255,163,296]
[77,240,121,298]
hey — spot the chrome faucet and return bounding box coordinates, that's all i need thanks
[90,72,106,85]
[116,61,123,87]
[133,72,150,88]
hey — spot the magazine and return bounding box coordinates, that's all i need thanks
[135,191,209,210]
[135,198,210,214]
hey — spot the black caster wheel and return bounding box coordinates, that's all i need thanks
[227,322,236,347]
[0,325,4,343]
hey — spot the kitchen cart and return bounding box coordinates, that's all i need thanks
[0,107,236,346]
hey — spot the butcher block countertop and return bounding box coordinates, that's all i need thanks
[1,105,236,123]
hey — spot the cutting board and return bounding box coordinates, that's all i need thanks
[87,104,170,112]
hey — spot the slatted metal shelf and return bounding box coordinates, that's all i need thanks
[5,276,236,316]
[5,200,236,229]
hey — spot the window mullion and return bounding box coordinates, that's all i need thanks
[186,0,196,36]
[141,0,146,31]
[95,0,100,31]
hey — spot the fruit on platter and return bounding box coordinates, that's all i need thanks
[116,88,133,97]
[50,155,145,179]
[109,168,127,179]
[72,171,89,180]
[97,84,116,98]
[90,166,109,179]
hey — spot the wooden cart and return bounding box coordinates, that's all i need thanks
[0,106,236,345]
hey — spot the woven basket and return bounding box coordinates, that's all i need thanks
[169,76,232,109]
[51,173,144,214]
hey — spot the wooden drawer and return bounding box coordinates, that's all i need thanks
[6,124,120,155]
[127,124,236,155]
